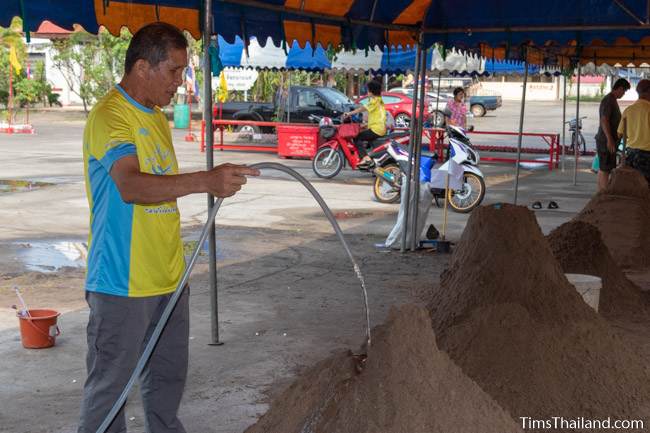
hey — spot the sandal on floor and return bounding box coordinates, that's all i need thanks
[548,201,559,209]
[531,201,542,210]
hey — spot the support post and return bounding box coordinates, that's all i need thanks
[400,42,421,253]
[202,2,221,345]
[513,59,529,205]
[8,63,13,134]
[561,75,567,172]
[573,63,582,186]
[434,71,442,126]
[410,46,428,251]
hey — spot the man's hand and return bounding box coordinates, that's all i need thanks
[203,163,260,198]
[607,137,616,154]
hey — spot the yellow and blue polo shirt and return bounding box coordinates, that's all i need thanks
[82,84,184,297]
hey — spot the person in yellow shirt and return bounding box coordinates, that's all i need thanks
[618,79,650,185]
[343,80,387,169]
[78,23,259,433]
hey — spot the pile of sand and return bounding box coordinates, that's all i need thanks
[576,167,650,270]
[428,204,650,426]
[245,305,521,433]
[547,220,650,319]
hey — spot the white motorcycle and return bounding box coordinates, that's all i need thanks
[373,124,486,213]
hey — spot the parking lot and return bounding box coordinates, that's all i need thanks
[0,99,599,433]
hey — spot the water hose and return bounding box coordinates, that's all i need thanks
[96,162,371,433]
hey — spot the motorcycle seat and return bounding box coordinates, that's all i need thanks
[367,131,409,147]
[421,151,438,160]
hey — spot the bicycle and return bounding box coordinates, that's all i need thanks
[566,116,587,155]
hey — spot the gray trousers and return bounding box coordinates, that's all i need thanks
[78,288,189,433]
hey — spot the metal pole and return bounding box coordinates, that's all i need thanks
[400,42,421,253]
[287,71,291,123]
[8,62,12,133]
[561,75,567,172]
[513,59,529,205]
[434,71,442,124]
[410,46,427,251]
[573,64,582,186]
[202,1,221,345]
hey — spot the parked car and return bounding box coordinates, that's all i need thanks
[467,95,502,117]
[355,92,431,128]
[391,87,502,124]
[213,86,358,133]
[389,87,447,127]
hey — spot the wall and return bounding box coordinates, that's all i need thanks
[474,76,614,101]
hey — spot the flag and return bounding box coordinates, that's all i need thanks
[217,71,228,103]
[185,63,199,97]
[9,45,22,75]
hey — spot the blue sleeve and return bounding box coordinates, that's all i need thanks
[99,143,137,173]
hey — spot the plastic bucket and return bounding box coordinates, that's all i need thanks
[17,309,61,349]
[173,104,190,129]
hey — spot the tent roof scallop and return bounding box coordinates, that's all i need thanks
[4,0,650,65]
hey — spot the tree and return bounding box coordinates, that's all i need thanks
[0,17,26,110]
[51,28,131,113]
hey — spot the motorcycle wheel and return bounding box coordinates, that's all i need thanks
[312,146,344,179]
[447,172,486,213]
[373,164,402,203]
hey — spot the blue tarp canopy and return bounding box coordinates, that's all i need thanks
[3,0,650,63]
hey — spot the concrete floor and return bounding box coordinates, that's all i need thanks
[0,102,599,433]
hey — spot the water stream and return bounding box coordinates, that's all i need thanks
[98,162,372,433]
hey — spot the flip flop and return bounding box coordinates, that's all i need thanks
[548,201,559,209]
[531,201,542,210]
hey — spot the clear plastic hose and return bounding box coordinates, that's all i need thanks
[96,162,371,433]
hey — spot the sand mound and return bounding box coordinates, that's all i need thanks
[576,167,650,270]
[431,204,593,333]
[605,165,650,199]
[245,305,521,433]
[429,204,650,426]
[548,220,650,319]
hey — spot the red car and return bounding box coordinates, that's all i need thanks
[355,92,431,129]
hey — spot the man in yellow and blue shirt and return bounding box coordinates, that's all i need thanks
[78,23,259,433]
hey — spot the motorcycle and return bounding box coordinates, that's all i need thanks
[310,115,409,179]
[373,124,486,213]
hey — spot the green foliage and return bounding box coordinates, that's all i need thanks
[14,77,44,106]
[51,28,131,113]
[0,18,26,109]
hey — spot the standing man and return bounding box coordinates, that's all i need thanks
[594,78,630,190]
[78,22,259,433]
[618,79,650,186]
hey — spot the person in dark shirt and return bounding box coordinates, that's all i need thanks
[594,78,630,191]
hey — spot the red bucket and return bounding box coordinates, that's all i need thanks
[17,309,61,349]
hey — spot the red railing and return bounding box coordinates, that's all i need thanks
[201,120,561,171]
[424,128,560,171]
[201,119,298,153]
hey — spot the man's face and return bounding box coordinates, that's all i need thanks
[613,87,627,99]
[143,47,188,107]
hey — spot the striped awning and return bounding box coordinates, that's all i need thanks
[218,36,485,74]
[4,0,650,65]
